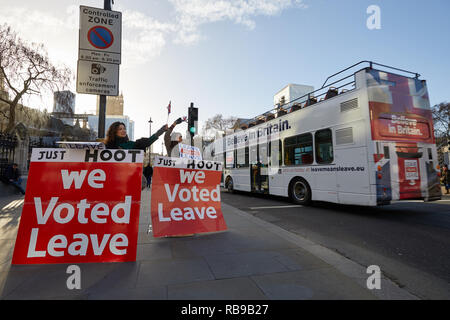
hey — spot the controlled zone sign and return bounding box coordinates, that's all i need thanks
[12,148,143,265]
[150,157,227,237]
[79,5,121,64]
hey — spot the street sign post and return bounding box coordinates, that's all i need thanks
[77,3,122,137]
[77,5,121,96]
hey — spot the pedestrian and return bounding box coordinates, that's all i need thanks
[104,121,168,150]
[4,163,25,195]
[164,117,184,157]
[441,164,450,194]
[143,163,153,188]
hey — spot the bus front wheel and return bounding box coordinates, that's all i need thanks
[289,178,311,205]
[226,177,234,193]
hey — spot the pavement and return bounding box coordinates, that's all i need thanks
[0,188,424,300]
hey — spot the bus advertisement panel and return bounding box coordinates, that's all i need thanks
[367,70,440,201]
[367,69,434,144]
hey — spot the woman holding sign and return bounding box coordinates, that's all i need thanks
[105,121,168,150]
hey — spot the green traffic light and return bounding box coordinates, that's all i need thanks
[189,127,196,134]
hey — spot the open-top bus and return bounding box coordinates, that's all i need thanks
[203,61,441,206]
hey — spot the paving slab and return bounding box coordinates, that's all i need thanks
[136,257,215,288]
[168,277,267,300]
[251,268,377,300]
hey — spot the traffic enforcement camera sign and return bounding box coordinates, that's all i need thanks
[79,5,121,64]
[76,60,119,96]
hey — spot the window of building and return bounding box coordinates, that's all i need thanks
[315,129,333,164]
[284,133,313,166]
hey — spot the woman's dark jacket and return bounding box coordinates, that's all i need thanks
[105,126,166,150]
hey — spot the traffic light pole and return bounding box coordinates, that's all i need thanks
[188,102,198,147]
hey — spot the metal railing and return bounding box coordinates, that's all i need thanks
[0,133,17,178]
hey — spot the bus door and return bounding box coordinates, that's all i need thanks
[250,142,269,193]
[268,139,284,196]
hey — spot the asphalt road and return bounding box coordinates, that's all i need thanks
[221,190,450,299]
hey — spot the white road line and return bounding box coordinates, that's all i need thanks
[249,205,303,210]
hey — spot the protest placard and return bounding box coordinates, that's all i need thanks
[12,148,143,264]
[150,156,226,237]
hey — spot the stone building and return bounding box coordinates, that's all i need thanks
[0,98,95,174]
[96,92,124,116]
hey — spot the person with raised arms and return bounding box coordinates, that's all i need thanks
[104,121,168,150]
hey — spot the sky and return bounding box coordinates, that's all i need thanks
[1,0,449,154]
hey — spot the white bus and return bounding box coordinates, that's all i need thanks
[204,61,441,206]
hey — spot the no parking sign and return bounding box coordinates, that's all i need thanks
[78,5,121,64]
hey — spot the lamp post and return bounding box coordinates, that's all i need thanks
[148,117,153,155]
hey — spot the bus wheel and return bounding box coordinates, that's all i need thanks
[289,178,311,205]
[226,177,234,193]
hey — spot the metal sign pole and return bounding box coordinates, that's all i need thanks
[97,0,112,138]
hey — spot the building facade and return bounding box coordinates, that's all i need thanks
[96,93,124,116]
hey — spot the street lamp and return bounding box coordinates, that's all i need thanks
[148,116,153,158]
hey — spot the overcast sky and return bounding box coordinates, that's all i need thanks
[1,0,449,153]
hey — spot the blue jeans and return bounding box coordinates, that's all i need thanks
[10,178,25,194]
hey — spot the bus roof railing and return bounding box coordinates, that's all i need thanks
[235,61,421,132]
[321,60,420,89]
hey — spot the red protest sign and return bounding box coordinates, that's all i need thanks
[12,148,143,265]
[150,157,227,237]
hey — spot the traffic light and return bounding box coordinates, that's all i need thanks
[188,103,198,136]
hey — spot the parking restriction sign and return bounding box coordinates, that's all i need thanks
[79,5,121,64]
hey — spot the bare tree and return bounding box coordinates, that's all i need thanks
[0,24,72,132]
[432,102,450,140]
[202,114,237,138]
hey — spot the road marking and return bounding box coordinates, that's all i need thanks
[249,205,303,210]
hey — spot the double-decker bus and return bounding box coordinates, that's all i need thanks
[203,61,441,206]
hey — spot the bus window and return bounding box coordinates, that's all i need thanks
[384,146,390,159]
[284,133,313,166]
[236,147,249,168]
[259,143,268,165]
[226,151,234,168]
[250,144,258,164]
[315,129,333,164]
[269,140,282,167]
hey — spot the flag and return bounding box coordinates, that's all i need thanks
[167,101,171,115]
